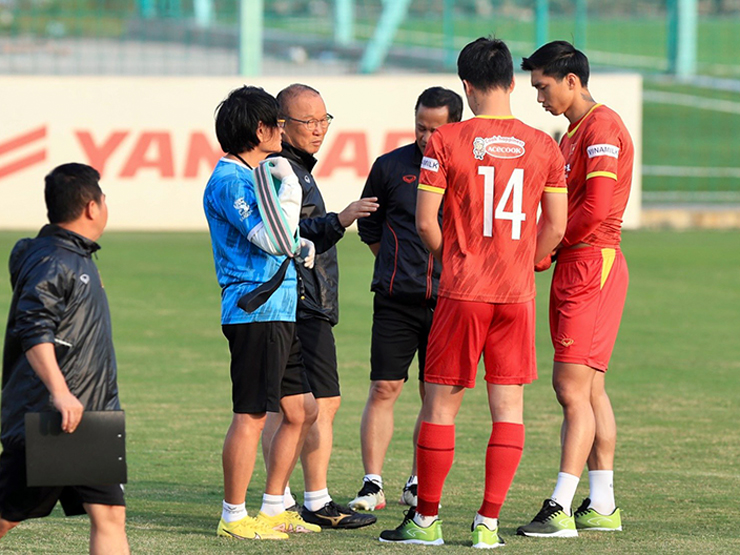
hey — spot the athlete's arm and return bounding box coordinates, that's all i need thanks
[416,189,444,262]
[535,190,568,265]
[26,343,83,434]
[561,175,615,247]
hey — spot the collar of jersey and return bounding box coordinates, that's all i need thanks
[475,115,515,120]
[566,104,602,137]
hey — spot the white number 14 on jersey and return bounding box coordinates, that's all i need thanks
[479,166,526,240]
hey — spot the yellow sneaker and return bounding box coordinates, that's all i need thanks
[217,515,289,540]
[257,510,322,533]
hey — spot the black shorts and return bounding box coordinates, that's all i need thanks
[370,293,436,382]
[297,318,340,399]
[223,321,312,414]
[0,447,125,522]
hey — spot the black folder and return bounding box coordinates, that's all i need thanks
[25,410,127,487]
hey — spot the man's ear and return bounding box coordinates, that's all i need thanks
[566,73,579,89]
[85,199,99,221]
[461,79,472,97]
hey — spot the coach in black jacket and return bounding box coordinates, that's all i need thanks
[0,164,128,552]
[262,83,378,529]
[350,87,463,511]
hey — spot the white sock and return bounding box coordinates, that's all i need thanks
[364,474,383,488]
[588,470,616,514]
[413,511,437,528]
[304,488,332,512]
[283,485,294,509]
[222,500,247,523]
[473,513,498,530]
[551,472,580,515]
[406,475,418,487]
[260,493,285,517]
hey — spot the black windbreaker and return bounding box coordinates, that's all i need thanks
[1,225,120,448]
[358,143,441,305]
[276,142,346,325]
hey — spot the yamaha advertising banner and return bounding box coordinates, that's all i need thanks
[0,74,641,230]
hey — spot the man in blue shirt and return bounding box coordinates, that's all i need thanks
[203,85,319,540]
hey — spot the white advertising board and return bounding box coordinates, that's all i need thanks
[0,74,641,230]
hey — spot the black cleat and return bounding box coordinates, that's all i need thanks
[301,500,377,529]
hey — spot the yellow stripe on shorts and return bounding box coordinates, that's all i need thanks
[601,248,616,289]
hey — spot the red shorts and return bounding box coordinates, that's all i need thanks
[424,297,537,388]
[550,246,629,371]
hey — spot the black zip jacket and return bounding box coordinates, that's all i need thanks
[358,143,441,305]
[1,225,120,448]
[277,142,345,325]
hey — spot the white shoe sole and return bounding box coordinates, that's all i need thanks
[379,538,444,545]
[519,529,578,538]
[472,541,504,549]
[348,499,386,511]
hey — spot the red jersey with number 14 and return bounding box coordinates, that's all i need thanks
[419,116,567,304]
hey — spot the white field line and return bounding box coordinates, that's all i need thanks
[643,166,740,178]
[643,90,740,114]
[643,191,740,202]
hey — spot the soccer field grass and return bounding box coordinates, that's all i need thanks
[0,230,738,553]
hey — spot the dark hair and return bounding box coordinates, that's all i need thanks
[215,86,280,154]
[44,163,102,224]
[277,83,321,118]
[415,86,464,123]
[521,40,590,87]
[457,37,514,92]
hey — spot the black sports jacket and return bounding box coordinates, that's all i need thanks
[358,143,441,305]
[277,142,345,325]
[1,225,120,448]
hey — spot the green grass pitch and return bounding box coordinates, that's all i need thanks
[0,229,738,553]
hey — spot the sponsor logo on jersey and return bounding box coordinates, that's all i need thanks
[233,197,251,221]
[403,174,417,183]
[559,337,575,347]
[421,156,439,172]
[473,135,525,160]
[80,274,90,284]
[587,144,619,159]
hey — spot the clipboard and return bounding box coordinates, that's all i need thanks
[25,410,127,487]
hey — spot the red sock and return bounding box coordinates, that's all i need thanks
[478,422,525,519]
[416,422,455,517]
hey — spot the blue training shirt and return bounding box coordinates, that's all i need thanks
[203,157,297,324]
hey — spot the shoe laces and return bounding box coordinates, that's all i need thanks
[397,508,417,530]
[574,498,591,517]
[533,499,565,522]
[357,480,381,497]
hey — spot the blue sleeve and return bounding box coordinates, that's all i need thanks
[216,173,263,238]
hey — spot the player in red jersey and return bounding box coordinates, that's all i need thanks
[517,41,633,537]
[378,37,568,548]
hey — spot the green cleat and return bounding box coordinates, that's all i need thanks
[379,508,444,545]
[471,522,505,549]
[574,498,622,531]
[516,499,578,538]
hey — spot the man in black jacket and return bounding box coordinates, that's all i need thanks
[350,87,463,512]
[262,83,379,529]
[0,164,129,554]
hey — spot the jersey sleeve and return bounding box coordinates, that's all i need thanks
[582,117,622,183]
[357,157,387,245]
[544,138,568,194]
[217,173,263,238]
[419,130,447,195]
